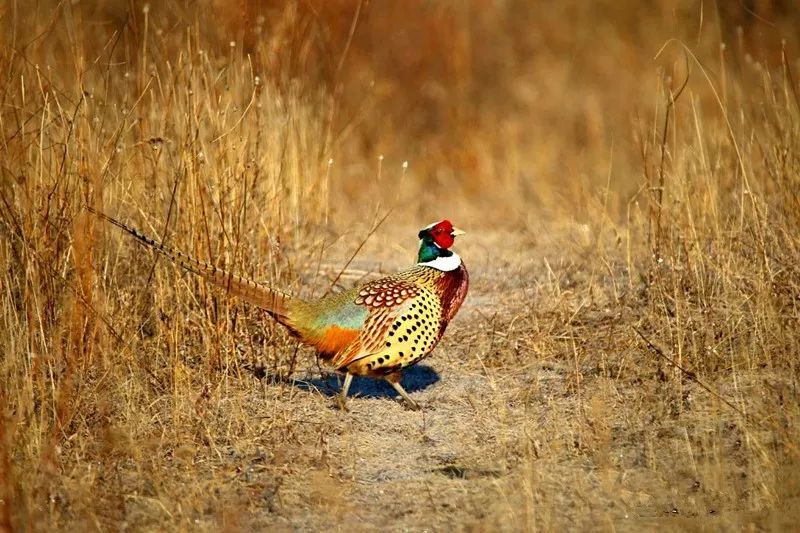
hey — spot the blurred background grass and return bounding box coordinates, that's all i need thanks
[8,0,798,222]
[2,0,800,530]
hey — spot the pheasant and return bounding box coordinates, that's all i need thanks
[91,209,469,410]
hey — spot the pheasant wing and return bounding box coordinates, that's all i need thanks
[333,276,444,374]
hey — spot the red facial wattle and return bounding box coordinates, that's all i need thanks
[430,220,456,249]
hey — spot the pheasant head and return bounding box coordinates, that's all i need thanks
[417,219,465,270]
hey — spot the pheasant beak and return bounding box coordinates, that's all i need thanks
[450,227,466,237]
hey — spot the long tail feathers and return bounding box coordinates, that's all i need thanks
[88,207,293,318]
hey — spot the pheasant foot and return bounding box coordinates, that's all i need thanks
[386,378,421,411]
[335,372,354,411]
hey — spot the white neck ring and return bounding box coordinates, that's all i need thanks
[418,252,461,272]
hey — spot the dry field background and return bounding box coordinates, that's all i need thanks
[2,1,800,530]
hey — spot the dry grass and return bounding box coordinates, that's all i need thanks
[2,1,800,531]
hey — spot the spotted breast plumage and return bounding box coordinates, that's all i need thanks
[91,210,469,410]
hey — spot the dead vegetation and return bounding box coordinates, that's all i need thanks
[1,1,799,531]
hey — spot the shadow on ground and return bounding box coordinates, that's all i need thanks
[283,364,441,400]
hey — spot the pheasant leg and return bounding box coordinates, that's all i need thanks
[336,372,353,411]
[385,373,421,410]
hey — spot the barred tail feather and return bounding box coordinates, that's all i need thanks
[89,207,292,318]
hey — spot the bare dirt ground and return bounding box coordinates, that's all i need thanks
[56,225,793,532]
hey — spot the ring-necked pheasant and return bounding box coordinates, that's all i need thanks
[91,210,469,410]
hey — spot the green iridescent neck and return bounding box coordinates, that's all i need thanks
[417,237,453,263]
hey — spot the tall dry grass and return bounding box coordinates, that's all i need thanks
[474,37,800,528]
[1,0,799,530]
[1,3,336,527]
